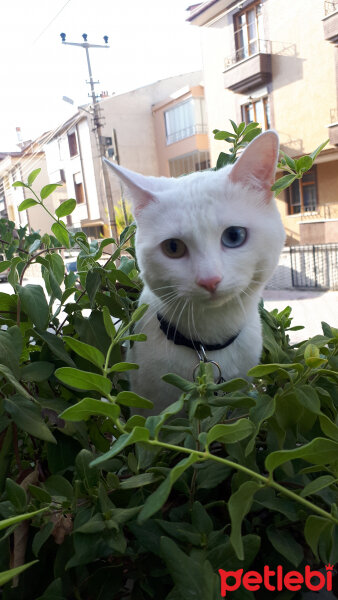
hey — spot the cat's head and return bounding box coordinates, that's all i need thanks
[104,131,285,308]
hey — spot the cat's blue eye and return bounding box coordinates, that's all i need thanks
[221,226,247,248]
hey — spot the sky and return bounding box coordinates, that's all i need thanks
[1,0,202,151]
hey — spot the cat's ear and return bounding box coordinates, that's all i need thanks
[103,158,158,214]
[229,130,279,202]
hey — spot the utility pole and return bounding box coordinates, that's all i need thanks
[60,33,118,240]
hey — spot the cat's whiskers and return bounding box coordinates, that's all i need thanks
[173,299,188,345]
[139,291,178,329]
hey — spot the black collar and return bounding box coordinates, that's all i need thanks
[157,313,240,352]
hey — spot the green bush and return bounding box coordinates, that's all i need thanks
[0,127,336,599]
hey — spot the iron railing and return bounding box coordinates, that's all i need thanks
[300,202,338,221]
[166,124,208,145]
[324,0,338,16]
[224,39,271,69]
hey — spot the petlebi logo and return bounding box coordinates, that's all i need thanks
[218,564,334,596]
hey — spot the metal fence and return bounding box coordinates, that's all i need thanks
[266,244,338,290]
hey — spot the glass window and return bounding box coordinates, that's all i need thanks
[68,132,78,157]
[164,98,207,144]
[234,2,264,61]
[242,96,270,130]
[288,167,317,215]
[169,151,210,177]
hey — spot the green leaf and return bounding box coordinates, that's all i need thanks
[191,501,213,535]
[90,426,150,466]
[213,130,234,140]
[18,198,39,211]
[86,270,101,308]
[228,481,261,560]
[17,284,49,330]
[246,394,276,456]
[280,151,296,170]
[248,363,303,377]
[229,119,238,133]
[271,174,297,194]
[0,364,33,400]
[55,367,112,396]
[295,155,313,173]
[0,507,48,531]
[108,362,139,373]
[207,419,254,446]
[0,561,38,587]
[76,449,100,488]
[55,198,76,218]
[28,168,41,186]
[28,485,52,503]
[102,305,116,338]
[48,268,62,300]
[309,139,329,161]
[300,475,338,498]
[63,336,105,369]
[0,260,10,273]
[6,478,26,510]
[138,453,199,523]
[265,437,338,474]
[32,522,54,557]
[304,515,332,559]
[266,527,303,567]
[43,474,73,502]
[60,397,120,422]
[162,373,195,392]
[4,396,56,443]
[131,303,148,323]
[21,361,54,382]
[28,239,41,254]
[161,537,217,600]
[115,391,153,409]
[51,222,70,248]
[119,473,161,490]
[35,330,75,367]
[40,183,62,200]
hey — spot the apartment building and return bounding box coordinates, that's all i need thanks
[188,0,338,245]
[43,71,206,239]
[0,135,57,234]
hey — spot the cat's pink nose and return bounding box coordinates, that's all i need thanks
[196,276,222,293]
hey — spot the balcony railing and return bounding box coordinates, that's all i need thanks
[166,124,208,145]
[300,202,338,221]
[224,39,271,70]
[324,0,338,16]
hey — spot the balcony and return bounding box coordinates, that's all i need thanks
[323,1,338,43]
[223,40,272,94]
[328,108,338,145]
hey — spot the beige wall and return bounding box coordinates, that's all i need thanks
[197,0,337,162]
[99,72,203,208]
[152,85,209,176]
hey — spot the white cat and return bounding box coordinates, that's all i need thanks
[104,131,285,411]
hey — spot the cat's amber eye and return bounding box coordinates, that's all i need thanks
[161,238,187,258]
[221,226,247,248]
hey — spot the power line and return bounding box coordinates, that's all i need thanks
[32,0,73,45]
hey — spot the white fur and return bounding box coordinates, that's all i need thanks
[104,132,286,411]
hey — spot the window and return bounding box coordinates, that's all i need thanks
[169,150,210,177]
[234,1,264,62]
[164,98,207,145]
[287,167,317,215]
[68,132,78,157]
[242,96,270,130]
[73,173,85,204]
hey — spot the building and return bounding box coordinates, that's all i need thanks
[0,135,57,234]
[43,71,208,240]
[188,0,338,245]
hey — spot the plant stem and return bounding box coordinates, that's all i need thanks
[145,438,338,526]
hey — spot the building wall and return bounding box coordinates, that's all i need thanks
[98,72,203,210]
[152,85,209,176]
[190,0,338,245]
